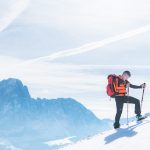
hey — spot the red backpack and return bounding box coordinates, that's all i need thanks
[106,74,117,98]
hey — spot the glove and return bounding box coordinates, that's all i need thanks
[140,83,146,88]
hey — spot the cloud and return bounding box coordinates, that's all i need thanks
[21,0,150,32]
[0,0,150,60]
[20,24,150,65]
[0,0,29,32]
[1,55,150,102]
[0,138,23,150]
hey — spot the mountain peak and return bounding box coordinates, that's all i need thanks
[0,78,31,100]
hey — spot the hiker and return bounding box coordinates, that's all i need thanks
[107,71,146,129]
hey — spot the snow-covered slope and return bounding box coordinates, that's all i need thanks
[61,116,150,150]
[0,78,113,150]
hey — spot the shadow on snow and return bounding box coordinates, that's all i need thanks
[104,120,150,144]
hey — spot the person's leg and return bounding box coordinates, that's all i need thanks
[115,97,124,124]
[124,96,141,115]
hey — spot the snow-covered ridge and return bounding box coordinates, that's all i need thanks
[61,115,150,150]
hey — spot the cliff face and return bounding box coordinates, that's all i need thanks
[0,78,102,141]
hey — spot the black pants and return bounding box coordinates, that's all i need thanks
[115,96,141,123]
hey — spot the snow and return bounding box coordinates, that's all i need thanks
[0,78,106,150]
[0,78,149,150]
[61,116,150,150]
[45,137,74,146]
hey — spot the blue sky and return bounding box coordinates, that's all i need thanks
[0,0,150,106]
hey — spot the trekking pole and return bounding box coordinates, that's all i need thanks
[127,86,129,125]
[141,83,146,113]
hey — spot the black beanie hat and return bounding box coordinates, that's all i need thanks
[123,71,131,77]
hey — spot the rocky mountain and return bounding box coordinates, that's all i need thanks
[0,78,112,150]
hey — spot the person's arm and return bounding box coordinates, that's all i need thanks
[129,83,142,89]
[126,80,142,89]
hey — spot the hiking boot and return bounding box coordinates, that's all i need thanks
[113,122,120,129]
[136,114,145,121]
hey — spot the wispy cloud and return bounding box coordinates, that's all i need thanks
[0,0,29,32]
[20,24,150,65]
[1,55,150,103]
[0,138,23,150]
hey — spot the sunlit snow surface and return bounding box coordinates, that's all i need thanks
[61,115,150,150]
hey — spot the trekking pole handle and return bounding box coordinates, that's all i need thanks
[143,83,146,89]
